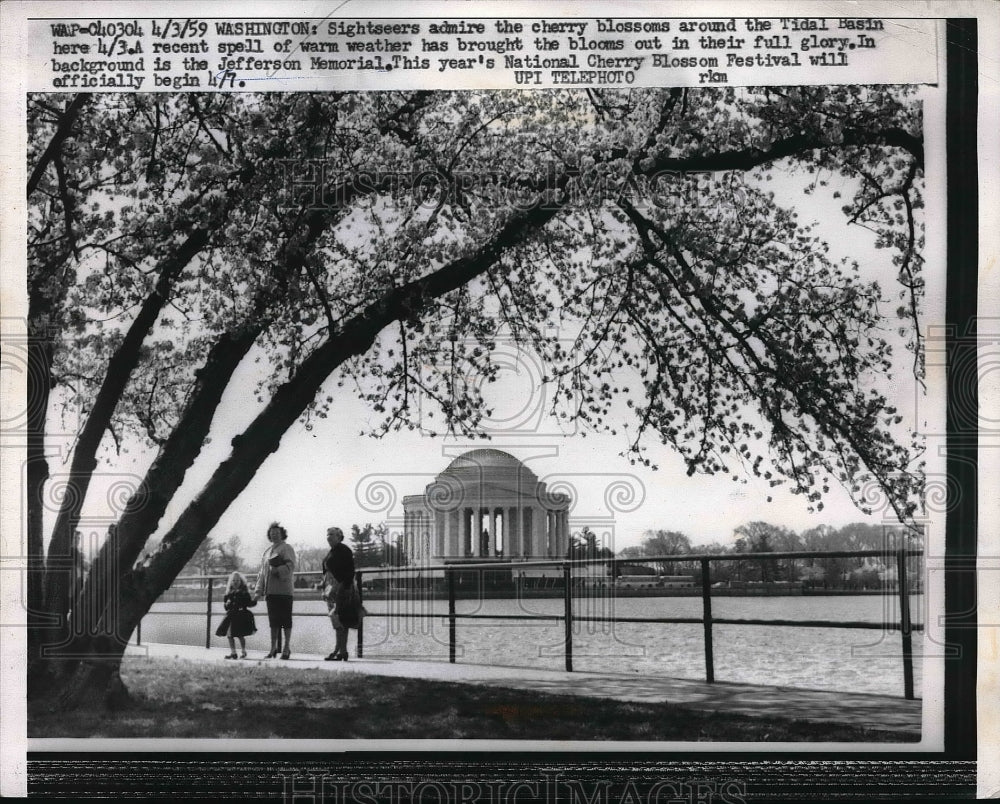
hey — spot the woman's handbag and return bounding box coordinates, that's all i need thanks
[322,572,337,604]
[334,581,366,629]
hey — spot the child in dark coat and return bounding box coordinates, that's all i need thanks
[216,571,257,659]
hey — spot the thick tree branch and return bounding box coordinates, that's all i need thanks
[640,126,923,175]
[27,93,91,198]
[136,196,566,601]
[75,324,263,641]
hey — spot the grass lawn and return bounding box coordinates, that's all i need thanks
[28,656,915,741]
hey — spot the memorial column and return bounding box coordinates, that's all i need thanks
[442,508,451,562]
[522,508,532,557]
[449,509,460,561]
[403,511,410,559]
[532,506,546,559]
[435,509,446,560]
[473,508,483,558]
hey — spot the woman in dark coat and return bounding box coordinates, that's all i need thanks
[216,571,257,659]
[322,527,358,661]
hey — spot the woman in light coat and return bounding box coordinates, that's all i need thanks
[254,522,296,659]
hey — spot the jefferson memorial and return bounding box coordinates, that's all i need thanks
[402,449,570,565]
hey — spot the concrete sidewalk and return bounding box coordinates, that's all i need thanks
[125,642,921,736]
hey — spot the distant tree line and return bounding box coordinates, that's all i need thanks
[613,523,922,590]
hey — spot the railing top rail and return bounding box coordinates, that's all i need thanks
[174,547,923,583]
[353,548,923,576]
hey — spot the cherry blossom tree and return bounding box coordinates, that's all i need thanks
[26,86,924,708]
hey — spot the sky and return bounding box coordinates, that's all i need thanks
[69,358,917,567]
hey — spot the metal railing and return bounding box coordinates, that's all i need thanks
[137,548,923,699]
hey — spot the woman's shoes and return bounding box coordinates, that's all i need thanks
[323,651,348,661]
[240,652,247,659]
[224,653,238,660]
[280,651,290,660]
[264,650,278,659]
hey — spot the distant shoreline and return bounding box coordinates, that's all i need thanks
[160,585,924,603]
[353,587,924,601]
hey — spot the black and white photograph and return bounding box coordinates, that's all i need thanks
[1,1,995,800]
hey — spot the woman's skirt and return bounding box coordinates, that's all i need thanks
[265,594,293,629]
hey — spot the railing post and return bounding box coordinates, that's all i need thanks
[136,619,141,646]
[355,570,364,659]
[700,558,714,683]
[204,577,214,649]
[897,549,914,700]
[448,568,456,664]
[563,563,573,672]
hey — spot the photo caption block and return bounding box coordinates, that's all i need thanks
[32,16,938,91]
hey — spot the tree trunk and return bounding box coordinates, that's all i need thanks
[26,348,51,656]
[33,585,149,712]
[27,95,92,644]
[26,284,57,669]
[47,651,132,712]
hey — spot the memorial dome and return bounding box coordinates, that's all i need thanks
[442,449,529,474]
[404,448,569,564]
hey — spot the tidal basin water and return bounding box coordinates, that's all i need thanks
[136,594,925,698]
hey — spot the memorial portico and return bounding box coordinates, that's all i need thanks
[402,449,570,565]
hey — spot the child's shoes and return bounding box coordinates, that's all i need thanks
[224,653,238,659]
